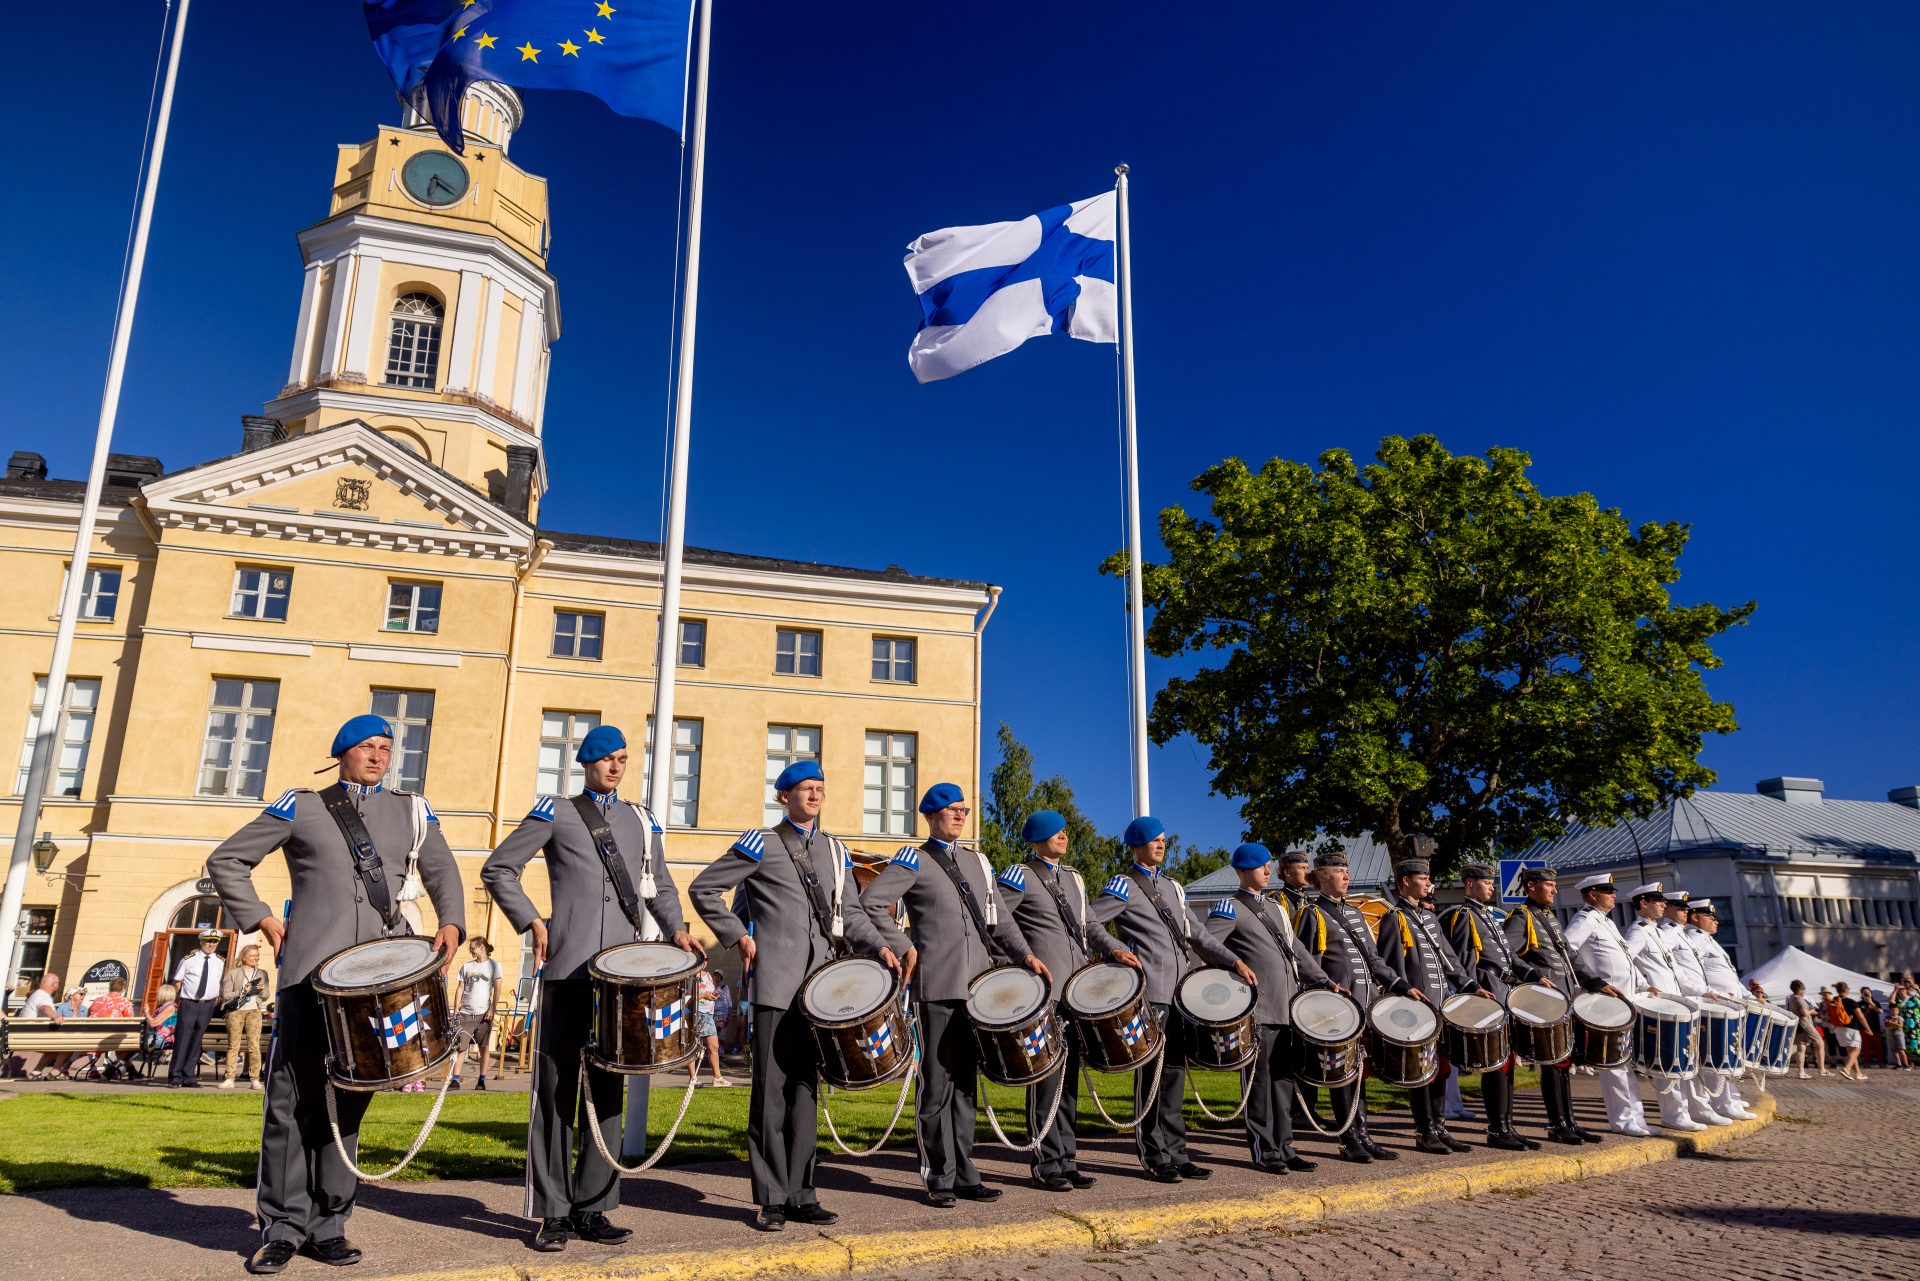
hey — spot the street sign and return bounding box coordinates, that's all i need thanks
[1499,858,1547,903]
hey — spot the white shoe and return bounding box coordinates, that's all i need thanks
[1725,1106,1757,1120]
[1611,1125,1645,1137]
[1692,1111,1732,1127]
[1663,1117,1707,1132]
[253,1078,265,1091]
[218,1079,236,1090]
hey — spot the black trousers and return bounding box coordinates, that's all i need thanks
[1483,1060,1515,1131]
[1135,1003,1191,1171]
[256,984,371,1245]
[1243,1023,1299,1164]
[747,1005,821,1209]
[1327,1082,1369,1148]
[1408,1072,1447,1135]
[525,979,624,1220]
[170,998,216,1083]
[1539,1062,1574,1128]
[1029,1014,1085,1178]
[915,999,982,1192]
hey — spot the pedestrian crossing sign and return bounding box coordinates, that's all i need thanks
[1500,859,1546,903]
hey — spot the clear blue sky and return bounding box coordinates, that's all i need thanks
[4,3,1916,849]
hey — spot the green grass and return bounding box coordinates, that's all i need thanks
[0,1066,1535,1194]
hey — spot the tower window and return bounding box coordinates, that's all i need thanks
[384,292,444,389]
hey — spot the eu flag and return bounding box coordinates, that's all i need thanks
[365,0,693,154]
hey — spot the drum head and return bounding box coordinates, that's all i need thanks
[1507,984,1571,1026]
[1442,993,1505,1030]
[594,942,700,981]
[1765,1006,1797,1028]
[1177,968,1253,1023]
[1632,993,1694,1021]
[315,937,436,989]
[1063,963,1141,1017]
[802,957,893,1022]
[1292,990,1362,1041]
[1573,991,1634,1029]
[968,967,1047,1027]
[1369,994,1438,1041]
[1697,995,1743,1019]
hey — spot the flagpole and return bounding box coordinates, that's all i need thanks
[1114,164,1151,817]
[2,0,192,976]
[629,0,713,1157]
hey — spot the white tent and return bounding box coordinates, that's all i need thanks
[1742,945,1888,1002]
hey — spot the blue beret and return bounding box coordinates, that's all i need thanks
[575,724,627,764]
[774,760,824,792]
[330,714,393,757]
[918,782,965,814]
[1021,810,1067,843]
[1231,842,1271,870]
[1122,815,1165,848]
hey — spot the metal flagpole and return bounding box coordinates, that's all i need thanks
[1114,164,1151,817]
[2,0,192,975]
[628,0,714,1158]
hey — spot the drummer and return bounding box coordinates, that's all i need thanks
[687,760,901,1231]
[1680,901,1759,1121]
[1375,848,1491,1155]
[482,725,702,1252]
[1203,842,1331,1174]
[1623,882,1712,1132]
[860,783,1047,1207]
[993,810,1139,1191]
[1503,867,1605,1144]
[207,714,465,1276]
[1561,874,1654,1137]
[1272,850,1314,919]
[1440,862,1547,1150]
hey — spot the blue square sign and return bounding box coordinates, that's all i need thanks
[1499,858,1547,904]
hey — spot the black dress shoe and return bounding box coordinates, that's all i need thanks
[301,1237,362,1266]
[1544,1126,1584,1146]
[571,1212,631,1244]
[1487,1130,1531,1151]
[1438,1130,1472,1153]
[1174,1162,1212,1181]
[784,1203,838,1226]
[1148,1165,1184,1182]
[1257,1157,1293,1175]
[531,1218,573,1252]
[1066,1171,1097,1189]
[1573,1126,1604,1144]
[246,1241,298,1275]
[1036,1174,1074,1191]
[1519,1134,1542,1150]
[955,1184,1002,1202]
[928,1191,958,1208]
[1338,1144,1373,1164]
[1283,1153,1318,1172]
[1415,1132,1454,1155]
[755,1206,787,1232]
[1362,1140,1398,1161]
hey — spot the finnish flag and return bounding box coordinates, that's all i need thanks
[904,192,1117,383]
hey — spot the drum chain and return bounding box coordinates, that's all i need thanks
[981,1057,1069,1153]
[577,1054,703,1175]
[821,1023,920,1158]
[1081,1042,1164,1133]
[323,1032,468,1182]
[1292,1045,1367,1139]
[1188,1058,1259,1125]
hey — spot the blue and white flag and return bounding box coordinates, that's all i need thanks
[371,1000,430,1049]
[903,192,1117,383]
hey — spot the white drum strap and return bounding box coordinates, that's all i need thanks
[1171,879,1190,939]
[828,837,848,939]
[323,1028,469,1181]
[1189,1061,1259,1125]
[982,1057,1070,1152]
[578,1054,701,1173]
[1065,868,1089,942]
[973,847,998,927]
[626,803,663,942]
[396,795,427,903]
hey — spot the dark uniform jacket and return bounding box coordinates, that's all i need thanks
[1505,901,1604,994]
[1295,892,1408,1007]
[1440,898,1541,1002]
[1375,892,1474,1004]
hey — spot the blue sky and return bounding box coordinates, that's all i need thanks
[3,3,1916,849]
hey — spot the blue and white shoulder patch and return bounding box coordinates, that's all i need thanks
[525,795,559,823]
[732,829,766,862]
[997,865,1027,892]
[890,846,922,871]
[1209,899,1237,919]
[422,799,440,825]
[264,789,301,821]
[1101,875,1132,901]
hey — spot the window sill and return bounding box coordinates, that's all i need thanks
[547,652,603,663]
[870,679,919,687]
[226,615,289,625]
[772,671,823,680]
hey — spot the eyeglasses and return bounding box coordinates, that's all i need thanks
[942,806,972,817]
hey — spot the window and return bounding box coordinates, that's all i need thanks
[384,292,443,389]
[61,565,121,621]
[775,628,821,677]
[641,718,702,827]
[385,581,442,633]
[197,678,278,799]
[15,677,100,798]
[551,610,603,660]
[535,710,600,796]
[10,906,55,990]
[231,566,292,621]
[871,636,916,683]
[764,725,822,825]
[679,618,707,668]
[863,731,916,836]
[370,688,435,791]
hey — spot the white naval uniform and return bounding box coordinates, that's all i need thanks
[1675,922,1754,1120]
[1562,907,1652,1136]
[1624,918,1715,1129]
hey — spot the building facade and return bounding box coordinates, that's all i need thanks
[2,88,995,1006]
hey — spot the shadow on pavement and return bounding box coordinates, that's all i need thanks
[1659,1204,1920,1239]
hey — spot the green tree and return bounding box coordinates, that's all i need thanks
[1105,435,1753,875]
[982,724,1125,880]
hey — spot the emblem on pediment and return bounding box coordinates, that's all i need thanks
[333,477,372,511]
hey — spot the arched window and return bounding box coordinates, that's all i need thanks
[170,896,231,932]
[384,292,444,389]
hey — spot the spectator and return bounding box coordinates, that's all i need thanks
[220,944,270,1090]
[1859,987,1888,1066]
[1786,980,1827,1079]
[1888,980,1914,1071]
[57,986,91,1017]
[89,978,136,1018]
[144,983,179,1079]
[694,965,730,1087]
[19,973,70,1079]
[452,937,501,1090]
[711,976,734,1055]
[1828,982,1866,1081]
[168,930,225,1088]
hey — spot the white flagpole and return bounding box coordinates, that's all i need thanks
[1114,164,1151,817]
[629,0,713,1157]
[2,0,192,975]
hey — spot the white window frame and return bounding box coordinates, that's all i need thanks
[385,580,443,634]
[60,564,122,622]
[535,710,601,797]
[16,676,101,798]
[369,688,435,792]
[196,678,279,800]
[764,724,822,826]
[230,565,293,621]
[384,292,444,389]
[863,730,917,837]
[678,618,707,668]
[551,610,604,660]
[871,636,917,684]
[8,906,55,992]
[775,628,821,678]
[641,717,703,827]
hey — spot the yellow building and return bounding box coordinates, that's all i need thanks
[1,86,996,1007]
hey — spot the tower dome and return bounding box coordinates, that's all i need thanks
[403,80,525,154]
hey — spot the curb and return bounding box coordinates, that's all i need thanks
[383,1093,1777,1281]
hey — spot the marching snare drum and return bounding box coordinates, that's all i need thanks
[1175,966,1257,1072]
[1506,982,1573,1064]
[801,955,913,1091]
[1367,994,1441,1088]
[1739,1000,1771,1079]
[1441,992,1511,1074]
[1290,988,1365,1088]
[1633,993,1699,1080]
[968,964,1064,1086]
[1759,1005,1797,1075]
[1062,962,1161,1074]
[587,941,702,1074]
[1571,991,1635,1069]
[1696,995,1747,1075]
[311,936,456,1091]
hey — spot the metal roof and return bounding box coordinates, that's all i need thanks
[1518,789,1920,870]
[1185,831,1396,897]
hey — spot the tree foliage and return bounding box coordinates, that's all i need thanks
[1104,435,1754,874]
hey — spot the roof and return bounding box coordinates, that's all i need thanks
[541,528,990,592]
[1185,831,1396,897]
[1518,789,1920,871]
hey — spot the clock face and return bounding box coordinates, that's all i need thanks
[401,151,470,207]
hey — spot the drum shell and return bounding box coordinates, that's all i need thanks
[1063,962,1161,1074]
[1366,996,1441,1089]
[1175,967,1257,1072]
[1441,994,1511,1074]
[311,939,455,1091]
[1760,1008,1797,1075]
[969,965,1065,1087]
[1508,983,1575,1065]
[587,944,701,1075]
[1289,990,1364,1088]
[1696,998,1745,1075]
[1633,998,1699,1080]
[801,957,914,1092]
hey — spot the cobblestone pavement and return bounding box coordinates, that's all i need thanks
[867,1079,1920,1281]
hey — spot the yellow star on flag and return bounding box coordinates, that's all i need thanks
[475,32,498,49]
[452,25,467,40]
[559,39,581,56]
[584,27,605,44]
[517,41,541,61]
[597,2,617,18]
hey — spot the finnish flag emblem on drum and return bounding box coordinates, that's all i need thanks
[1122,1010,1149,1047]
[865,1023,894,1059]
[372,1000,429,1050]
[1022,1024,1048,1056]
[649,1000,687,1040]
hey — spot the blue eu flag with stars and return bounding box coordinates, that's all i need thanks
[365,0,693,154]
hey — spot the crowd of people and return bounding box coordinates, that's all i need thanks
[1780,975,1920,1078]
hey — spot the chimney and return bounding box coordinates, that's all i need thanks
[240,416,284,452]
[103,454,164,487]
[1757,777,1824,805]
[5,450,47,480]
[1891,787,1920,810]
[503,445,537,520]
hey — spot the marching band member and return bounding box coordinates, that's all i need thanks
[482,726,701,1252]
[860,783,1046,1207]
[688,761,900,1230]
[1441,863,1546,1150]
[208,715,464,1276]
[1662,893,1742,1124]
[1273,850,1314,917]
[1682,900,1759,1121]
[1623,882,1711,1132]
[1204,843,1331,1174]
[1089,816,1257,1182]
[994,810,1139,1191]
[1560,874,1655,1137]
[1504,868,1605,1144]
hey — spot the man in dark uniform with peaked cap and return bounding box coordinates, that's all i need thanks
[1441,862,1547,1150]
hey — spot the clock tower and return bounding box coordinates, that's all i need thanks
[267,83,557,519]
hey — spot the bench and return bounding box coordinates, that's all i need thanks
[3,1016,273,1079]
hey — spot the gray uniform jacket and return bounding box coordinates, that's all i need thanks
[860,840,1034,1004]
[1295,892,1407,1007]
[995,856,1122,1000]
[688,821,892,1012]
[1440,898,1541,1001]
[1087,866,1241,1006]
[482,791,685,982]
[1375,893,1474,1003]
[1506,903,1604,993]
[208,783,465,987]
[1204,890,1330,1025]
